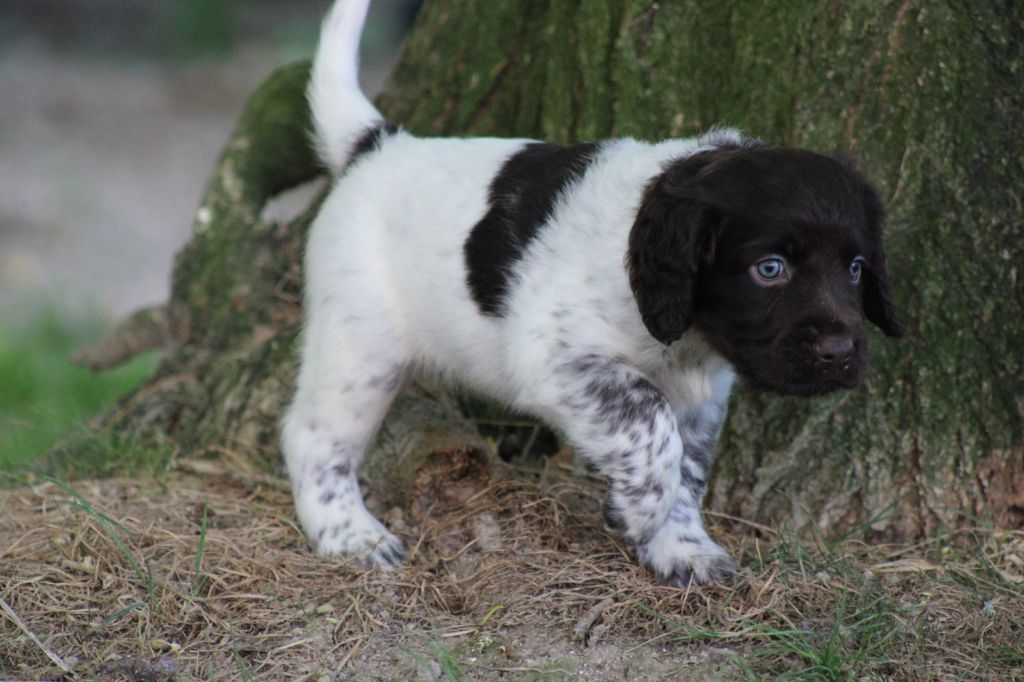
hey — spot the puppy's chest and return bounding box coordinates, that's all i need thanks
[648,348,734,411]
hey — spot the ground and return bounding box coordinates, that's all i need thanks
[2,456,1021,680]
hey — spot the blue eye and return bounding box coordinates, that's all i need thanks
[850,256,865,283]
[755,257,786,281]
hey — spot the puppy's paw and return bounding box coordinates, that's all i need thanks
[636,524,736,586]
[310,511,407,568]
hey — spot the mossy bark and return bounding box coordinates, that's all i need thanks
[82,1,1021,537]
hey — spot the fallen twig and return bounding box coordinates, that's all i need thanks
[0,594,73,674]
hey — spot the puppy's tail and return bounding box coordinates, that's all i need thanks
[308,0,386,174]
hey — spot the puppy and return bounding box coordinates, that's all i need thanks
[281,0,902,585]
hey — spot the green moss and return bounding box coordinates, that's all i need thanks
[574,1,619,140]
[171,62,319,347]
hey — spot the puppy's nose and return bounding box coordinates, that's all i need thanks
[815,336,854,368]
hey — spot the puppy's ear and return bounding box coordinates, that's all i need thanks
[860,181,904,338]
[627,154,720,345]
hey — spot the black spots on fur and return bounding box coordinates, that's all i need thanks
[602,499,628,535]
[315,460,352,488]
[679,467,706,497]
[679,406,723,472]
[586,373,666,438]
[685,436,716,470]
[465,141,601,316]
[343,121,398,173]
[669,507,692,526]
[566,353,614,376]
[674,533,704,546]
[621,477,665,504]
[558,354,676,455]
[319,490,336,505]
[676,406,721,504]
[655,565,694,587]
[648,480,666,502]
[374,541,407,567]
[658,432,673,455]
[706,557,738,583]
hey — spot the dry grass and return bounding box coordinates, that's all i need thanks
[2,463,1022,680]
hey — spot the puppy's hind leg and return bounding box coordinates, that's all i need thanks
[281,308,407,568]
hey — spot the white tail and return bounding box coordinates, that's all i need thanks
[308,0,384,174]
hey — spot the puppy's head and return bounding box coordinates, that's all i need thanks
[628,143,902,396]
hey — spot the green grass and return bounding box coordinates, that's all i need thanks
[0,310,158,471]
[423,626,468,682]
[46,476,156,602]
[750,590,903,681]
[192,502,210,597]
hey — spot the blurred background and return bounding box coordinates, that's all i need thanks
[0,0,419,465]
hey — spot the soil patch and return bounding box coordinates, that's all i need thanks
[2,467,1021,679]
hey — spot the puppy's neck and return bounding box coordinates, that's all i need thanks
[643,330,736,408]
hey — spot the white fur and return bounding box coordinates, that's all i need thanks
[307,0,382,173]
[282,0,740,583]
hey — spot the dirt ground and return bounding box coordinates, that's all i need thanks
[2,460,1022,680]
[0,468,741,680]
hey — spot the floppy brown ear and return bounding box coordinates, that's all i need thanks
[627,155,720,345]
[861,182,904,338]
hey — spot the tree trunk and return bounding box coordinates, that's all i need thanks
[73,1,1022,538]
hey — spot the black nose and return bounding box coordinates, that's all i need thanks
[815,336,854,368]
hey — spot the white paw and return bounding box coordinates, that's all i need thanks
[636,522,736,586]
[310,510,406,568]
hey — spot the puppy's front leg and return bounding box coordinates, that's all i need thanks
[549,356,681,547]
[636,401,736,585]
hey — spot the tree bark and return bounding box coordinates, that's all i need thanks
[74,1,1022,538]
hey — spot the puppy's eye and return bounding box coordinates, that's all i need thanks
[752,256,788,285]
[849,256,865,284]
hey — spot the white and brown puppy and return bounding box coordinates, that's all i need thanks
[282,0,902,585]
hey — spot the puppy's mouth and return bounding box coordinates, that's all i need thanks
[719,335,868,397]
[771,336,868,396]
[748,361,864,396]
